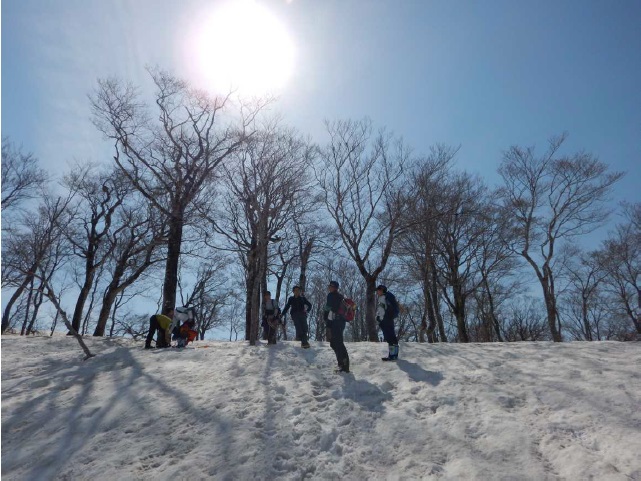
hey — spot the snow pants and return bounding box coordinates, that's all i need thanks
[329,317,349,371]
[145,316,169,348]
[378,316,398,346]
[291,312,309,345]
[263,317,278,345]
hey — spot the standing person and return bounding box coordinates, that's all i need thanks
[376,285,400,361]
[262,291,280,345]
[282,286,312,348]
[145,306,174,349]
[324,281,350,373]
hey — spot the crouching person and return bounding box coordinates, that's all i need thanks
[172,307,198,348]
[176,320,198,347]
[145,307,174,349]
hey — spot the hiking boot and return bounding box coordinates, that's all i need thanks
[301,343,311,349]
[382,345,399,361]
[341,357,350,373]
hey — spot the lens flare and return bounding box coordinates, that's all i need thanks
[186,0,295,96]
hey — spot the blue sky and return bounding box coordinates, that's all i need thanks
[3,0,640,223]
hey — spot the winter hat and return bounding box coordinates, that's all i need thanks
[329,281,340,288]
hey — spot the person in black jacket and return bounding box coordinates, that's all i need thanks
[324,280,350,373]
[376,284,399,361]
[282,286,312,348]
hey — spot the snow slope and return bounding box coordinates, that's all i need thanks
[2,336,640,480]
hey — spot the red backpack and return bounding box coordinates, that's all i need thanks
[338,297,357,322]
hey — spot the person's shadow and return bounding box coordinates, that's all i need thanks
[337,373,393,412]
[396,359,443,386]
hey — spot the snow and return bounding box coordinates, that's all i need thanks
[2,336,641,480]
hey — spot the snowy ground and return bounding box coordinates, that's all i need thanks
[2,336,640,481]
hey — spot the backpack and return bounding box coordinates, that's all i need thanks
[386,292,400,318]
[338,296,357,322]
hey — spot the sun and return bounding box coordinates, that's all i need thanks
[186,0,295,96]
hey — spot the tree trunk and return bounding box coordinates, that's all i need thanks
[430,263,447,342]
[70,267,96,333]
[483,278,503,342]
[299,239,313,293]
[634,291,641,335]
[108,293,122,337]
[249,219,268,345]
[366,279,378,342]
[424,278,438,343]
[81,276,101,335]
[26,282,45,335]
[20,277,35,336]
[275,265,287,307]
[2,269,35,333]
[94,288,119,336]
[50,311,60,336]
[540,276,562,342]
[451,272,469,342]
[435,304,447,342]
[43,282,94,359]
[245,248,257,340]
[582,294,593,341]
[163,215,184,312]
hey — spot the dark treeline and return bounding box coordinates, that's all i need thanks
[2,70,639,345]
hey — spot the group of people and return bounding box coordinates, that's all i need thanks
[324,280,401,372]
[144,306,198,349]
[261,285,313,347]
[144,281,401,374]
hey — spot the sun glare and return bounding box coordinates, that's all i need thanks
[187,0,295,96]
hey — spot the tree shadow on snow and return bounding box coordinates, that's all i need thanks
[396,359,444,386]
[1,340,233,481]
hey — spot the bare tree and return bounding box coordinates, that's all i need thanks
[473,197,521,342]
[93,202,167,336]
[563,250,608,340]
[598,202,641,336]
[503,298,550,342]
[91,68,266,314]
[24,234,67,336]
[1,137,47,213]
[317,118,409,341]
[202,122,316,344]
[2,194,73,333]
[397,145,455,343]
[497,133,623,341]
[432,172,489,343]
[269,235,298,310]
[61,165,131,332]
[1,194,93,357]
